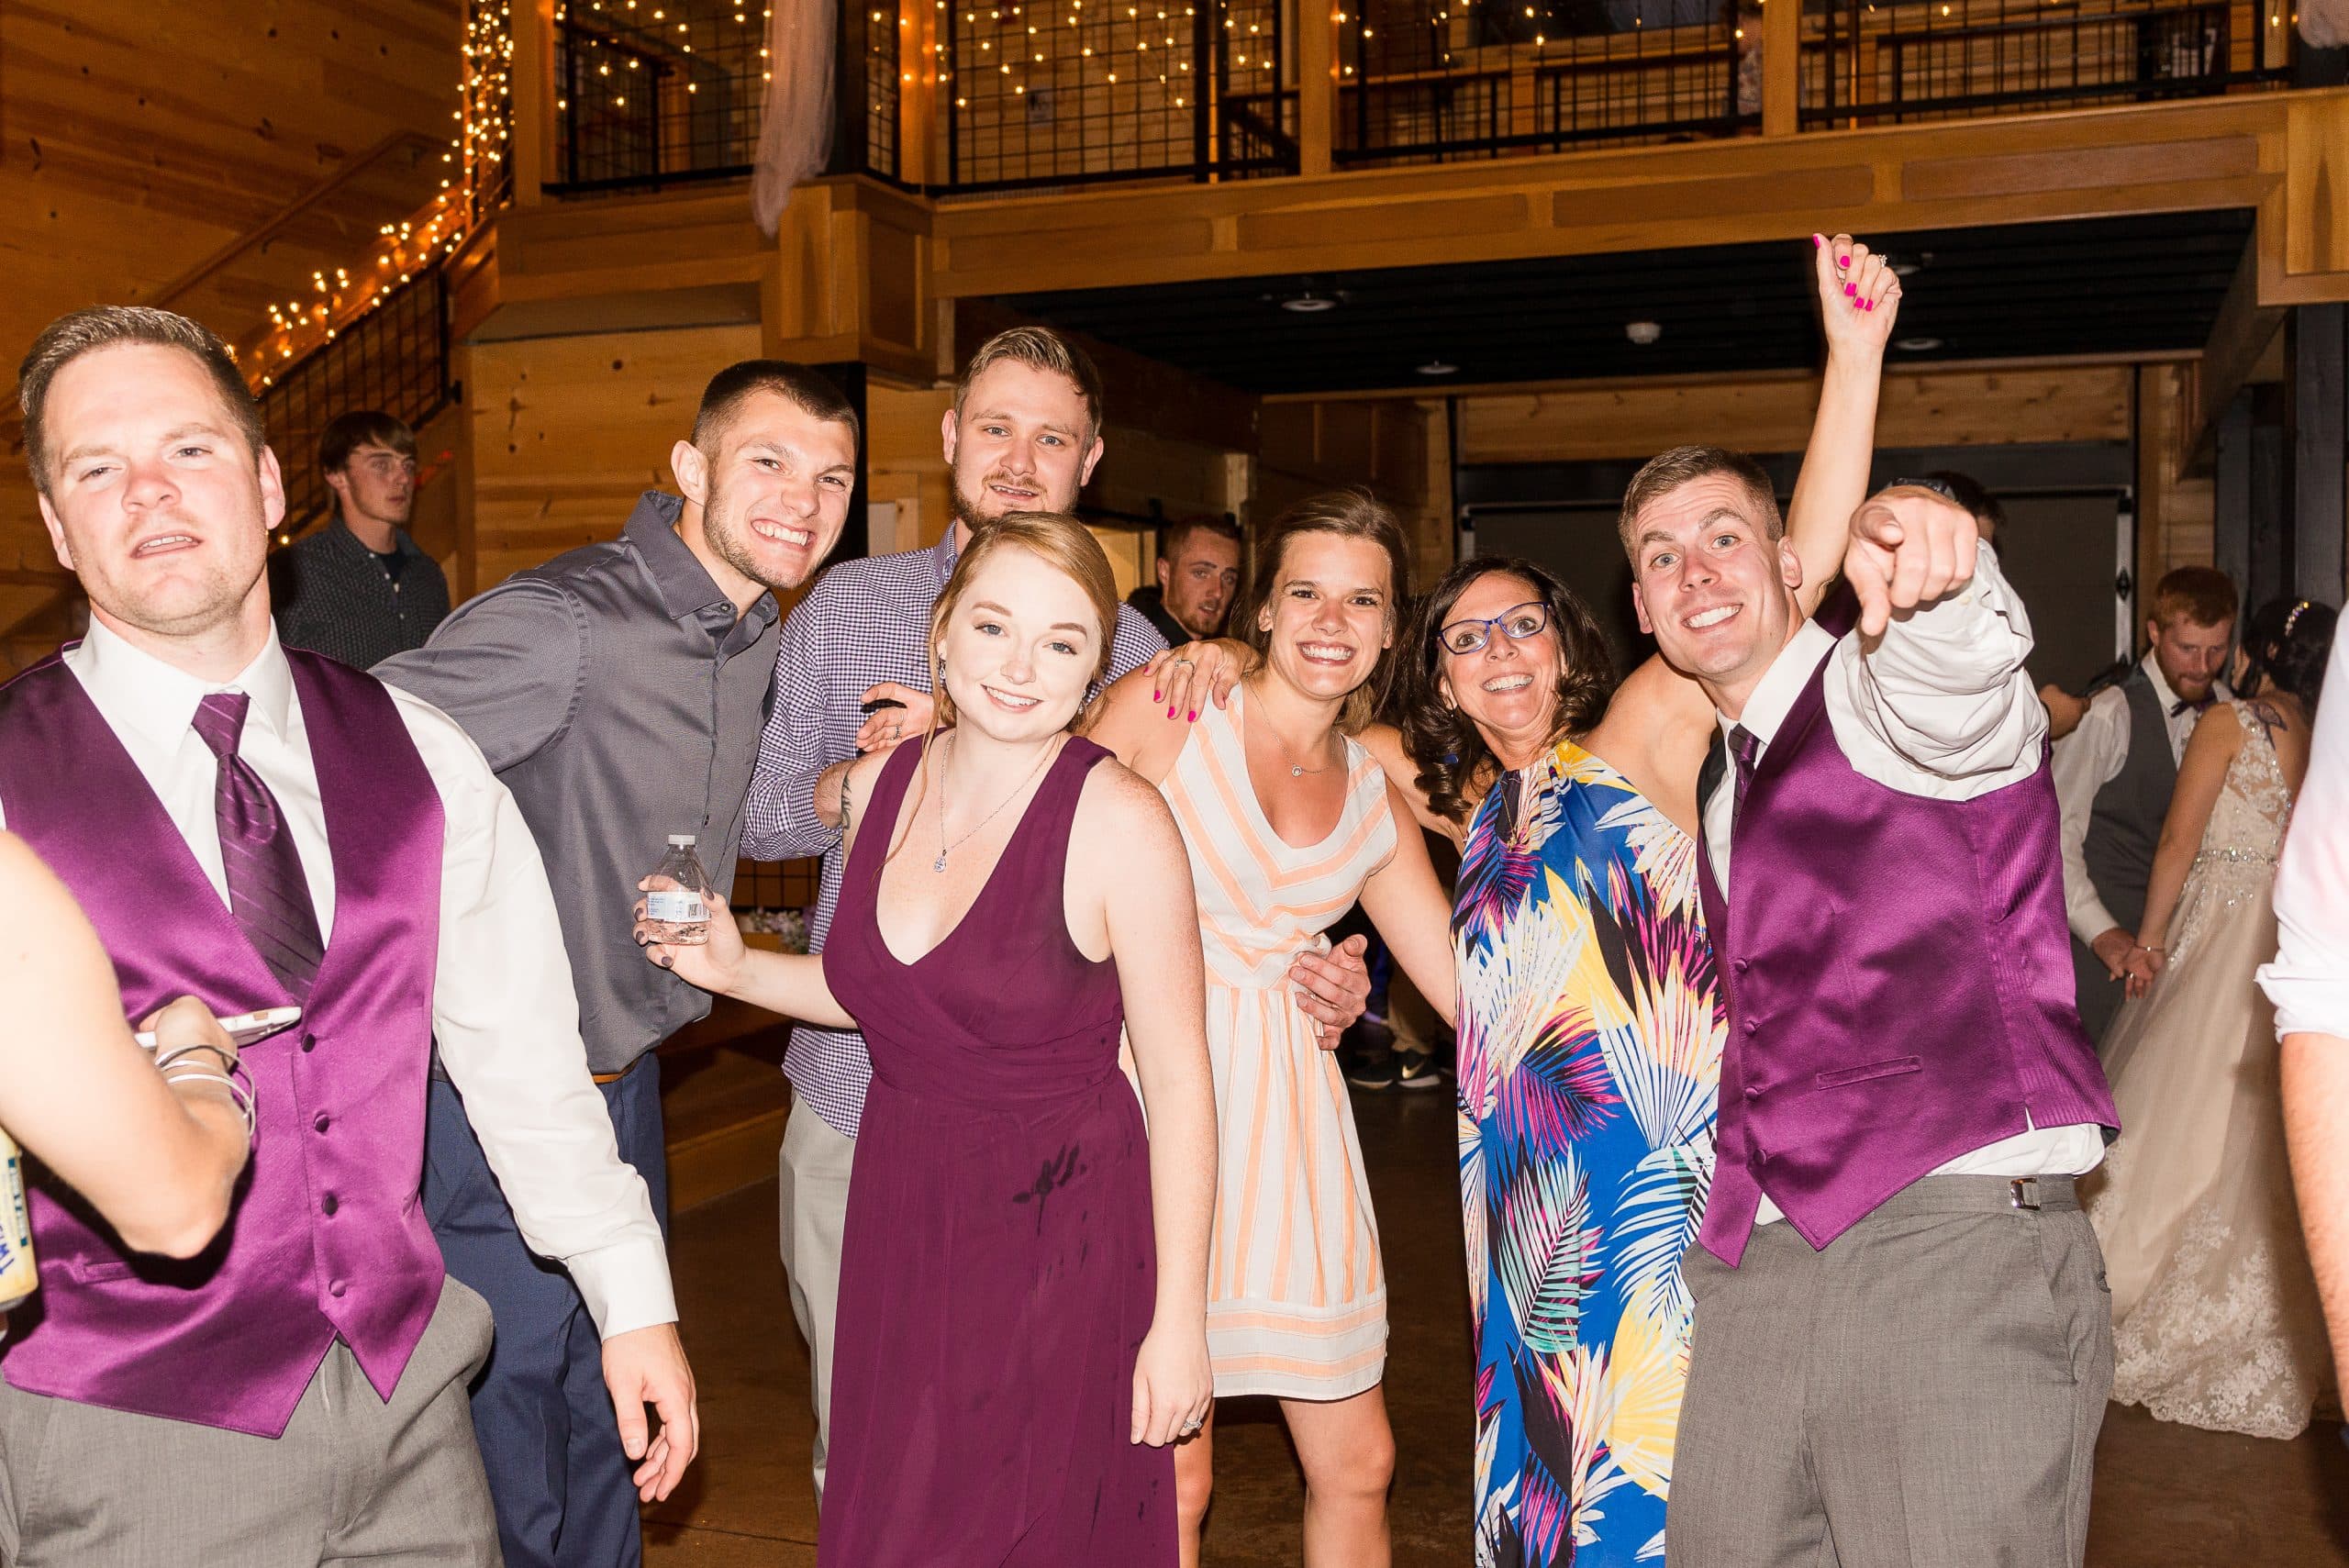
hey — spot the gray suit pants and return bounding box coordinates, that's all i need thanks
[0,1275,501,1567]
[1669,1176,2112,1568]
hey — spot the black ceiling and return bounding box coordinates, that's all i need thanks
[998,209,2256,396]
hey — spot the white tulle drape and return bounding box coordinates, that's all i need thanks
[753,0,837,236]
[2306,0,2349,50]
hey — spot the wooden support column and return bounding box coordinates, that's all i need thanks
[2250,384,2290,611]
[1760,0,1799,138]
[1297,0,1339,177]
[2288,304,2348,601]
[512,0,560,205]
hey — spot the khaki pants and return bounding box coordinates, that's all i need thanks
[0,1277,499,1568]
[778,1096,856,1505]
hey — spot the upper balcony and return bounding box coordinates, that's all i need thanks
[527,0,2305,201]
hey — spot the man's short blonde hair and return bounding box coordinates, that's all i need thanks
[953,326,1105,444]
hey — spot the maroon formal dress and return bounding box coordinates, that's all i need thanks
[818,734,1174,1566]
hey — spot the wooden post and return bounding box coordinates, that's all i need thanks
[1297,0,1338,176]
[1760,0,1799,137]
[901,0,938,185]
[2288,304,2348,601]
[511,0,559,204]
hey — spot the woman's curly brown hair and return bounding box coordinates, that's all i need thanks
[1392,556,1617,825]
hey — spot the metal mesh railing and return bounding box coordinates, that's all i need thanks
[941,0,1296,190]
[1335,0,1753,166]
[261,269,453,539]
[550,0,902,193]
[1798,0,2289,127]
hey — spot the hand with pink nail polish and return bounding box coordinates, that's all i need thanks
[1813,229,1899,361]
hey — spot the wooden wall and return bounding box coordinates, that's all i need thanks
[2,0,462,355]
[462,324,762,593]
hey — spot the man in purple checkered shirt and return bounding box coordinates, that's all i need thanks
[740,326,1371,1500]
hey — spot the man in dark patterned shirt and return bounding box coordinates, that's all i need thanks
[272,410,451,667]
[741,325,1369,1501]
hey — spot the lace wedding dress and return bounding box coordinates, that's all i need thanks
[2085,700,2334,1439]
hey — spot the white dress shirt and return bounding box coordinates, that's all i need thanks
[2051,654,2209,947]
[2260,628,2349,1038]
[1699,546,2106,1225]
[4,621,676,1337]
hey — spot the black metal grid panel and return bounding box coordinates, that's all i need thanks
[1336,0,1752,166]
[262,270,452,539]
[843,0,905,178]
[552,1,769,190]
[941,0,1294,191]
[1798,0,2290,127]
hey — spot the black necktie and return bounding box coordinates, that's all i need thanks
[192,692,326,1001]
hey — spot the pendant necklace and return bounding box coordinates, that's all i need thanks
[934,733,1059,873]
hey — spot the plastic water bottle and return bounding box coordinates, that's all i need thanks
[644,834,712,947]
[0,1127,39,1327]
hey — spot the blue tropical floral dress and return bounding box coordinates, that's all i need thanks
[1454,739,1725,1568]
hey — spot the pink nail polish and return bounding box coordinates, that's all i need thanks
[1188,709,1199,722]
[1843,283,1856,297]
[1836,255,1849,270]
[1813,234,1824,248]
[1862,298,1874,311]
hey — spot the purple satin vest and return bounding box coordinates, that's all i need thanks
[0,650,446,1436]
[1695,607,2119,1266]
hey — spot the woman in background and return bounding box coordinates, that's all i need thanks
[2088,595,2340,1439]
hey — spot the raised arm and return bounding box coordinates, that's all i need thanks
[0,833,250,1260]
[1786,232,1900,606]
[1356,781,1460,1029]
[2123,703,2245,995]
[1085,766,1216,1448]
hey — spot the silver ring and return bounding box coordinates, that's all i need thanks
[1179,1418,1202,1435]
[1172,657,1195,668]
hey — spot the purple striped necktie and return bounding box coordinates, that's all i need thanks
[192,691,325,1002]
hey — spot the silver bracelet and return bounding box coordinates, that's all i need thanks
[153,1042,238,1077]
[163,1067,256,1140]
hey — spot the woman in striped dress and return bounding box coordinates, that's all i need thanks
[1090,489,1457,1568]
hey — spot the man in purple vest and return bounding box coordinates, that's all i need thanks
[0,305,697,1565]
[1622,452,2121,1565]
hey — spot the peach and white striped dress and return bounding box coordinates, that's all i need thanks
[1159,688,1397,1400]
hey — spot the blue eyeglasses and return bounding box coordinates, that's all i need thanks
[1437,601,1551,657]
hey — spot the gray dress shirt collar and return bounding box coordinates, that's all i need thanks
[621,493,781,657]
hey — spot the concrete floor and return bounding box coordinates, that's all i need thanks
[643,1082,2349,1565]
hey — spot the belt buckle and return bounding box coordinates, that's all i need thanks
[2009,1176,2042,1212]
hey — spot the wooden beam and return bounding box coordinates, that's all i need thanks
[1760,0,1798,139]
[929,91,2349,299]
[954,298,1259,456]
[1456,362,2134,464]
[513,0,559,205]
[2180,237,2286,475]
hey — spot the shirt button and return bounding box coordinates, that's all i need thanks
[321,1194,340,1217]
[313,1113,331,1134]
[1742,1020,1758,1035]
[328,1279,347,1299]
[1733,959,1751,974]
[301,1034,317,1053]
[1745,1085,1762,1100]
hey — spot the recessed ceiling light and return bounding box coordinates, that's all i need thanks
[1417,360,1458,376]
[1281,291,1339,314]
[1894,336,1943,351]
[1625,320,1662,345]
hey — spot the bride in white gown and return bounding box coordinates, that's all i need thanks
[2086,595,2339,1440]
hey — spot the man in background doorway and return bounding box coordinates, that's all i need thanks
[273,410,451,668]
[2054,565,2239,1043]
[1129,513,1241,645]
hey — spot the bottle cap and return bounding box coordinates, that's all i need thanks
[668,834,696,847]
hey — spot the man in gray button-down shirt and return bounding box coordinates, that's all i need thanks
[376,361,860,1568]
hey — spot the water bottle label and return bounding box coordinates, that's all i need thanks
[646,889,707,923]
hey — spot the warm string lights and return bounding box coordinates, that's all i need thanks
[240,1,516,390]
[941,0,1280,172]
